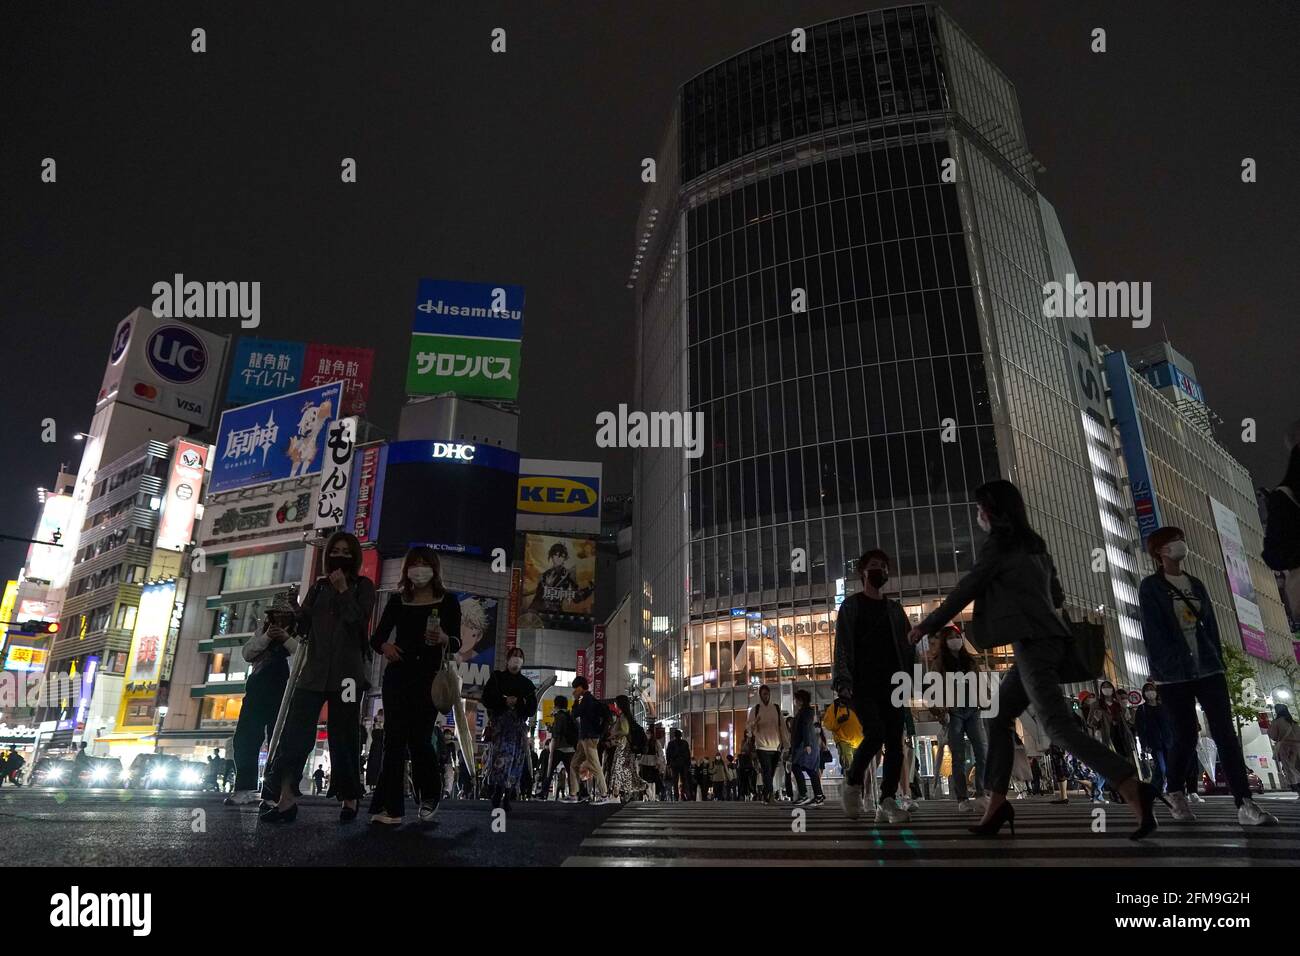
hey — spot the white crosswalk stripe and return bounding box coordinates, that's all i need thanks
[563,795,1300,867]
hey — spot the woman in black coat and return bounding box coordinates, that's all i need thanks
[367,546,462,825]
[908,480,1160,840]
[481,646,537,813]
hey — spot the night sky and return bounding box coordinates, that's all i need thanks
[3,1,1296,576]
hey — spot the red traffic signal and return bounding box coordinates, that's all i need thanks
[18,620,59,634]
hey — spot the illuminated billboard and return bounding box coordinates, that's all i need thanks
[117,581,179,730]
[24,494,74,584]
[156,440,208,551]
[519,533,596,632]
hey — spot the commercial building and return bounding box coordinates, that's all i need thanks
[1103,346,1294,786]
[29,307,229,761]
[631,5,1143,759]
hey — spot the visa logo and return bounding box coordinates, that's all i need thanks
[176,398,203,413]
[517,476,599,515]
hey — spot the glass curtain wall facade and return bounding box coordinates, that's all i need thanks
[634,4,1125,757]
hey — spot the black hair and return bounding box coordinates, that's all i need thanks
[572,675,588,689]
[548,542,569,560]
[323,531,363,576]
[855,549,891,573]
[554,695,568,709]
[793,688,811,707]
[615,694,632,713]
[974,480,1048,554]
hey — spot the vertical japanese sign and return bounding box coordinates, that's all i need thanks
[314,417,358,530]
[1103,351,1162,546]
[576,649,586,687]
[592,625,607,700]
[1208,496,1271,660]
[345,443,387,545]
[506,565,522,650]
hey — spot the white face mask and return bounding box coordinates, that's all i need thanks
[408,566,435,586]
[946,638,964,651]
[976,511,991,533]
[1102,687,1114,697]
[1144,691,1156,702]
[1161,541,1188,561]
[507,658,522,673]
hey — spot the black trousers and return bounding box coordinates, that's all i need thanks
[756,749,780,796]
[263,685,363,801]
[847,684,904,798]
[987,638,1133,794]
[1162,674,1250,805]
[232,665,287,792]
[369,666,439,817]
[668,764,691,799]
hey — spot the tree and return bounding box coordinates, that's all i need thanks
[1220,644,1262,745]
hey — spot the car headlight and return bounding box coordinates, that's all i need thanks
[120,772,131,783]
[180,768,201,785]
[90,767,109,783]
[147,768,167,782]
[48,767,66,781]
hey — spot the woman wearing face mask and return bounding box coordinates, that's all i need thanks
[260,532,375,824]
[1086,680,1129,801]
[366,547,462,825]
[790,688,826,805]
[1134,682,1174,795]
[481,646,537,812]
[927,626,989,813]
[908,480,1161,839]
[1138,526,1278,826]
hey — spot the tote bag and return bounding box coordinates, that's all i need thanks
[1057,608,1106,683]
[431,657,462,712]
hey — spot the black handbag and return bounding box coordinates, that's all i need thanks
[1057,608,1106,683]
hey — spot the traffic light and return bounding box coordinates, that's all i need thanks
[18,620,59,634]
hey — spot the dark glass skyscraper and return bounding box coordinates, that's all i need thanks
[632,5,1136,758]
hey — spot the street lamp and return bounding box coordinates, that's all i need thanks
[1274,687,1293,703]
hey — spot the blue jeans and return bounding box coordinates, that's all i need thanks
[1148,749,1167,794]
[947,707,987,800]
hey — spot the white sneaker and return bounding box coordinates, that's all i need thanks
[596,795,620,805]
[955,799,973,813]
[1166,791,1197,822]
[418,800,440,822]
[840,783,863,820]
[1238,799,1278,826]
[1187,791,1206,804]
[369,813,403,825]
[897,796,916,811]
[223,790,259,806]
[875,797,911,824]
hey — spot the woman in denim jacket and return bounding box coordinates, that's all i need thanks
[1137,526,1276,827]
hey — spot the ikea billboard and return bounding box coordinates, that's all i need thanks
[516,460,601,534]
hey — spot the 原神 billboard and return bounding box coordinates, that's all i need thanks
[519,534,596,632]
[211,381,345,494]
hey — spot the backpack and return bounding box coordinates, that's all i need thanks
[552,709,578,748]
[629,719,648,755]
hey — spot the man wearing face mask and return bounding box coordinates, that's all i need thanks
[1138,526,1277,826]
[832,549,917,823]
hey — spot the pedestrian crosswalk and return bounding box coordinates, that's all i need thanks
[562,794,1300,866]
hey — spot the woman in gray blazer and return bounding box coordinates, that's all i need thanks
[908,480,1162,840]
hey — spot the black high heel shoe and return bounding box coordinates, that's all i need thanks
[968,801,1015,836]
[340,804,358,823]
[258,802,299,824]
[1129,782,1168,841]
